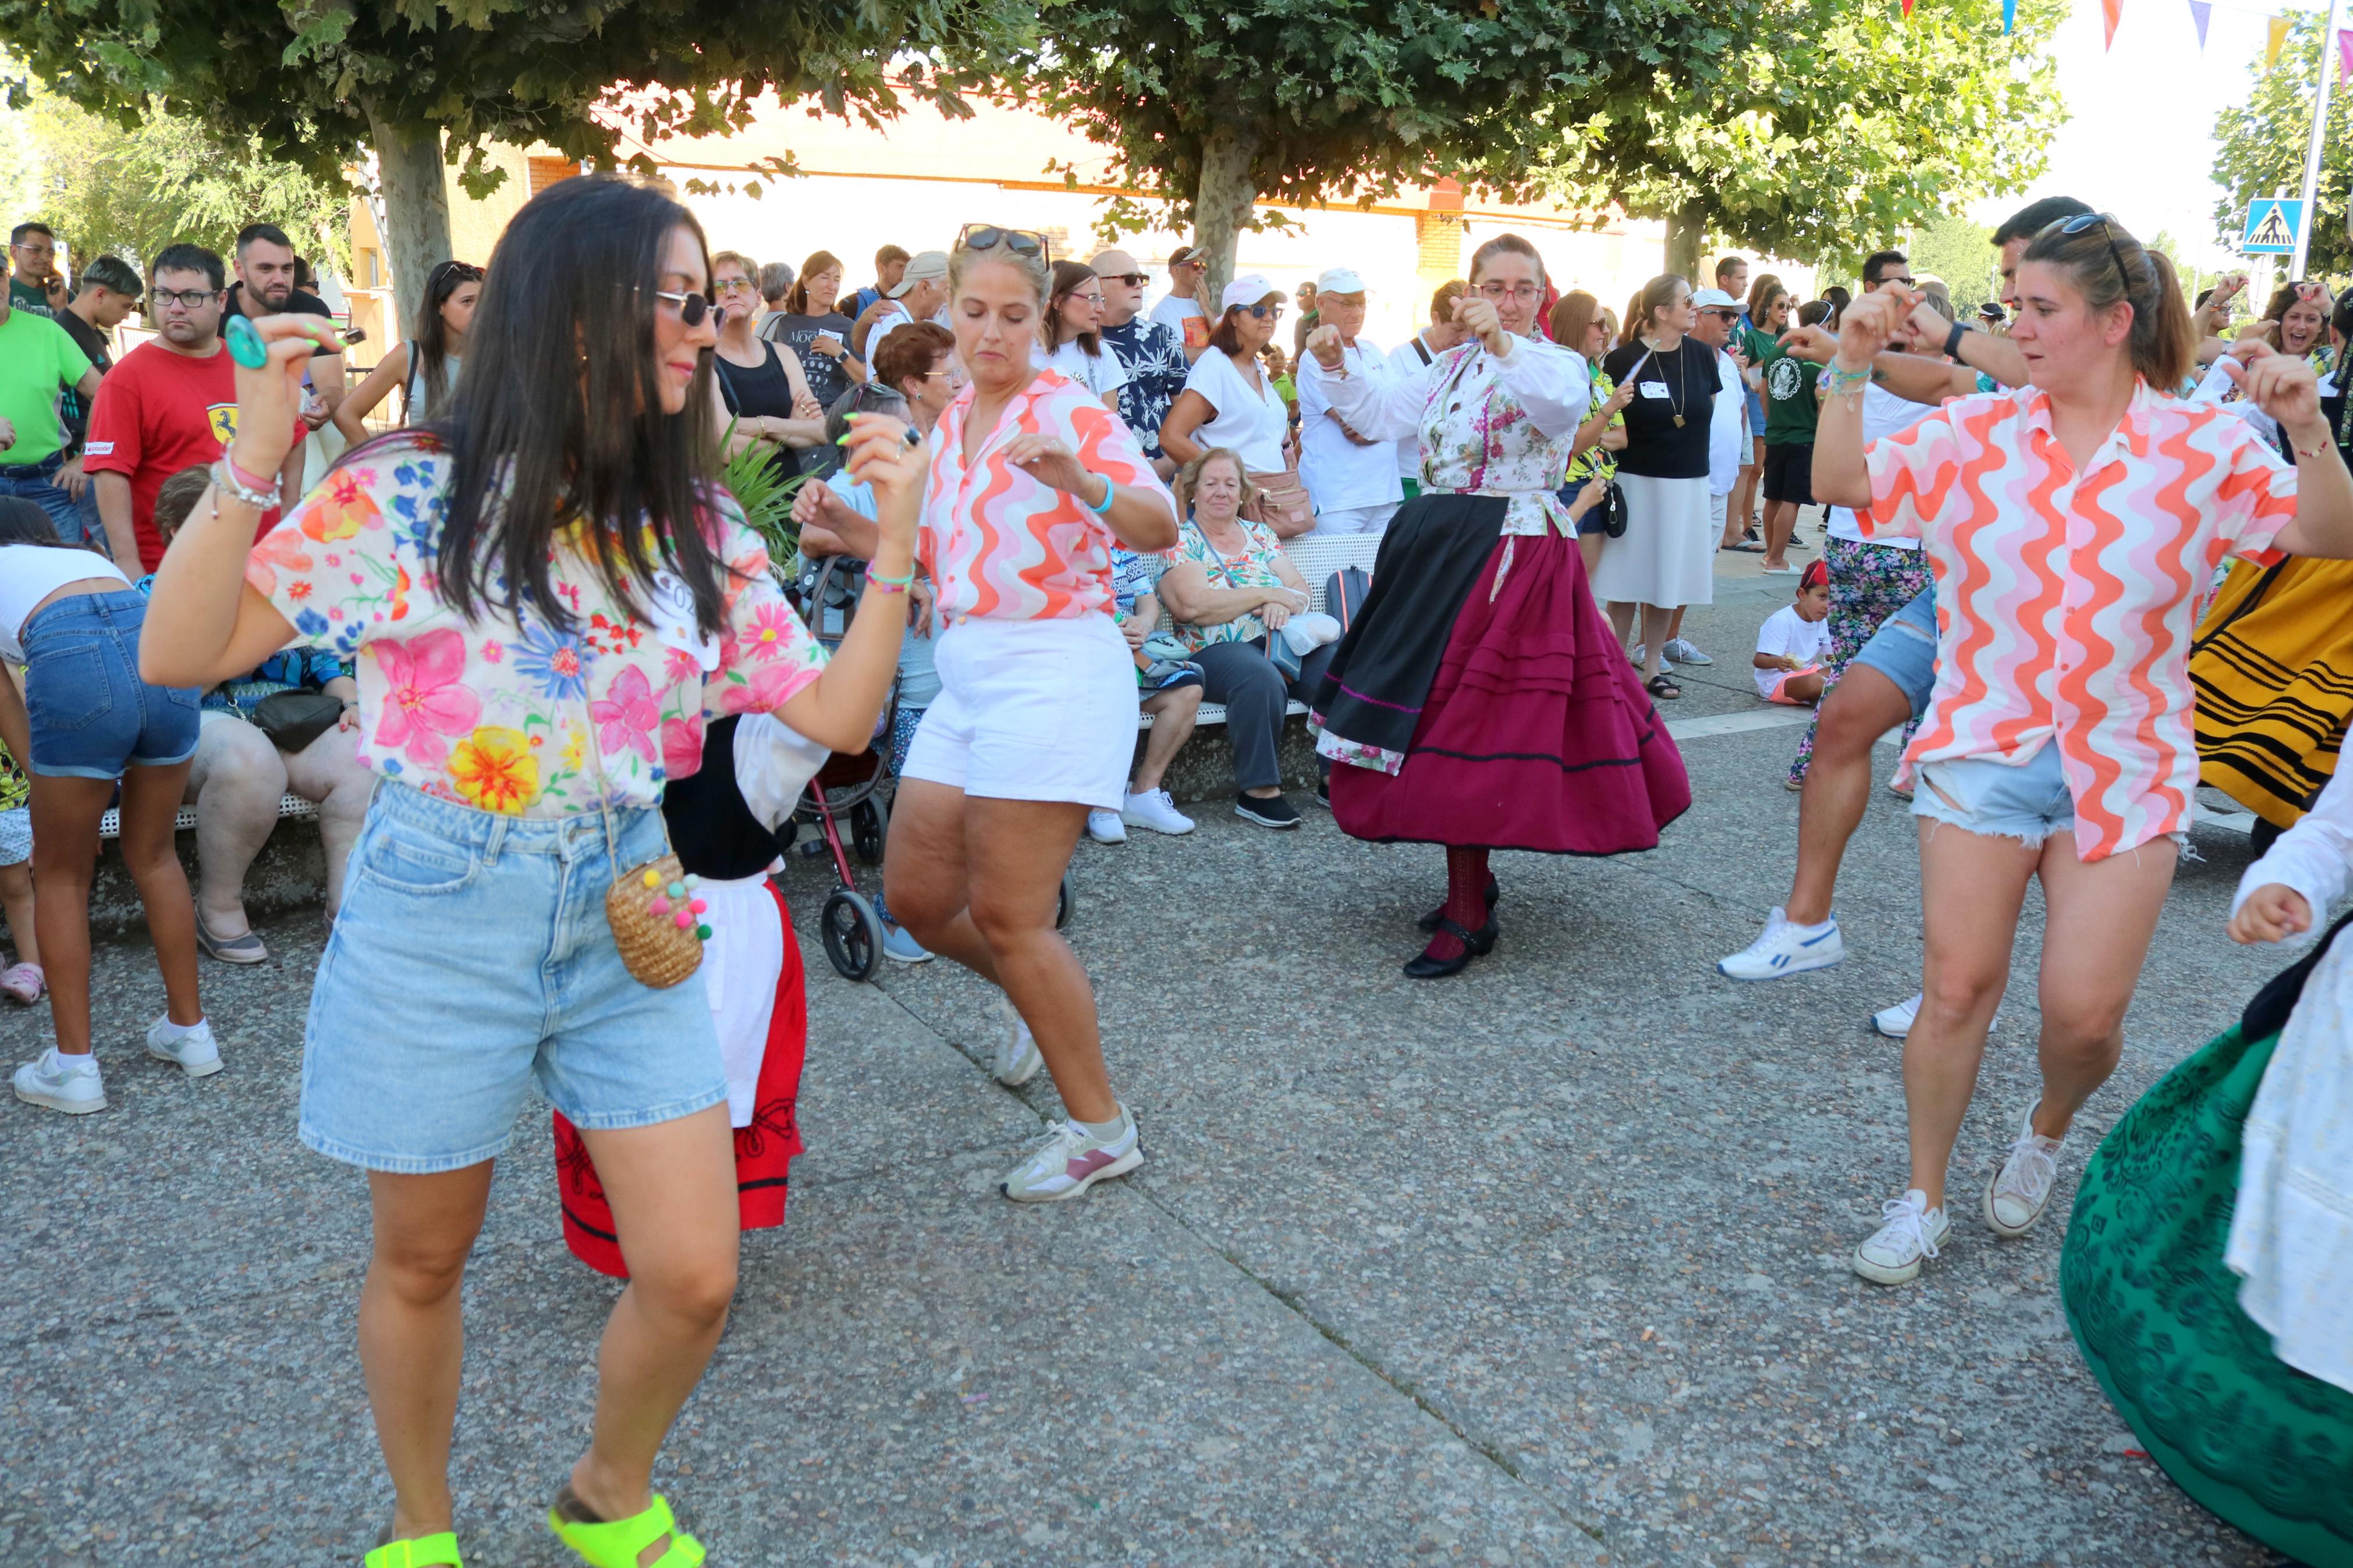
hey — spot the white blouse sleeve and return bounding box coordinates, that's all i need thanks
[2234,765,2353,931]
[1318,350,1443,442]
[1492,338,1593,438]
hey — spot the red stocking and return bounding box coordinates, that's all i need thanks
[1422,847,1494,962]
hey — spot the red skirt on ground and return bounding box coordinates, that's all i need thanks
[1328,525,1691,852]
[553,880,807,1277]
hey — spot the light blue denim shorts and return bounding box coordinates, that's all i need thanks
[299,782,726,1174]
[1847,584,1937,720]
[21,589,200,778]
[1911,740,2074,848]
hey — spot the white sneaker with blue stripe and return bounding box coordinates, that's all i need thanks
[1716,906,1845,980]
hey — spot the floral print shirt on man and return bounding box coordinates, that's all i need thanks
[244,437,825,817]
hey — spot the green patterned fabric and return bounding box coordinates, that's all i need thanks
[2062,1025,2353,1567]
[0,739,25,814]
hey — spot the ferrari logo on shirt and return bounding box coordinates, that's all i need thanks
[208,404,240,446]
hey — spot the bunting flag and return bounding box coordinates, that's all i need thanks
[2340,26,2352,86]
[2102,0,2124,49]
[2267,14,2290,67]
[1900,0,1913,15]
[2187,0,2210,49]
[2002,0,2016,33]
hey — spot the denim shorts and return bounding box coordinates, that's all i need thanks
[299,782,727,1174]
[1912,741,2075,848]
[1848,585,1938,719]
[20,589,200,778]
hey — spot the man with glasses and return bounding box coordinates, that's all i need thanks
[1296,266,1401,537]
[84,243,304,568]
[49,254,144,550]
[1860,249,1912,293]
[1149,245,1212,361]
[1089,248,1189,477]
[0,246,104,542]
[225,222,344,431]
[9,221,70,318]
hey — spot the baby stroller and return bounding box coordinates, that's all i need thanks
[789,552,1075,983]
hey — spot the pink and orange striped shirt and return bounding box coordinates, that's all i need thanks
[1862,381,2300,861]
[921,369,1176,622]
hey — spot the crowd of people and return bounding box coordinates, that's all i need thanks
[3,180,2352,1568]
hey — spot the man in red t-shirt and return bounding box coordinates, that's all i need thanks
[84,242,305,570]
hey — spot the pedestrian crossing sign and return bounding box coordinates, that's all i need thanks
[2243,198,2303,254]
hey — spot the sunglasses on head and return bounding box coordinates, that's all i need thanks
[957,225,1051,262]
[2040,212,2135,292]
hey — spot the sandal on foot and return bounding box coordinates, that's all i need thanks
[365,1531,463,1567]
[549,1487,705,1568]
[1645,673,1682,701]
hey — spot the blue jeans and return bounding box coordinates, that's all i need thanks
[0,453,102,552]
[20,589,200,778]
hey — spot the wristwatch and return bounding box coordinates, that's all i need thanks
[1943,321,1969,363]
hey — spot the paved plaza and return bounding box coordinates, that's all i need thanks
[0,559,2305,1566]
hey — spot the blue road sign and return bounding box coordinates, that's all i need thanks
[2244,198,2304,254]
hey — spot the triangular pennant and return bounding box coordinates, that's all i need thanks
[2338,26,2352,86]
[1900,0,1913,16]
[2003,0,2017,32]
[2267,15,2290,67]
[2103,0,2124,49]
[2188,0,2210,49]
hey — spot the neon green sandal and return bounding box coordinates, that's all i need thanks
[363,1532,462,1568]
[546,1488,705,1568]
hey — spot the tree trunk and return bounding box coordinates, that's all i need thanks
[1663,198,1706,284]
[1191,121,1261,316]
[361,98,454,346]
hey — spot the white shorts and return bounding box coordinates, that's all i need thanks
[903,614,1136,810]
[1308,502,1398,538]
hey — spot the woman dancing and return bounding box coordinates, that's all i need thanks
[879,225,1179,1201]
[140,176,922,1568]
[1812,216,2353,1288]
[1303,232,1691,978]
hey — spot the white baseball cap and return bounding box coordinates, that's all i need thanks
[1221,273,1279,312]
[1691,287,1741,312]
[1316,266,1368,295]
[886,250,949,298]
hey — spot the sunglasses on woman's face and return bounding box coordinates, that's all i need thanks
[1245,302,1284,320]
[957,224,1050,262]
[649,287,714,326]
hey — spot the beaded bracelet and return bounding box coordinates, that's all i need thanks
[868,566,915,595]
[211,458,278,510]
[1823,362,1872,399]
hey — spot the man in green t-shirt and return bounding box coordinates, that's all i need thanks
[0,276,102,544]
[1755,298,1832,574]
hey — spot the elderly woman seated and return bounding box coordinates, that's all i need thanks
[139,468,372,962]
[1152,447,1338,830]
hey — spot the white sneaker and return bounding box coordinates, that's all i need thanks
[146,1015,223,1078]
[1852,1189,1950,1286]
[1716,907,1844,980]
[1664,637,1713,666]
[1000,1114,1142,1202]
[1983,1101,2065,1237]
[1085,808,1127,845]
[1630,645,1674,674]
[992,1009,1043,1087]
[1120,788,1195,835]
[1871,993,2003,1040]
[13,1049,106,1114]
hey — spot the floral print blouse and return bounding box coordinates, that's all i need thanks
[1318,335,1592,536]
[1166,517,1293,653]
[243,438,825,817]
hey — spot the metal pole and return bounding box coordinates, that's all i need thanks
[2291,0,2348,280]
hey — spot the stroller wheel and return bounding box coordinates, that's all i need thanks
[1055,870,1076,931]
[851,796,888,866]
[821,888,883,983]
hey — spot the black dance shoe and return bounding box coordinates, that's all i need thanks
[1403,917,1500,979]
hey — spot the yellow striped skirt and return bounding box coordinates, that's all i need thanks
[2191,556,2353,829]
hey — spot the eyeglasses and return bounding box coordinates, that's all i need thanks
[648,287,714,326]
[714,276,758,295]
[1477,283,1543,302]
[957,225,1050,262]
[1243,302,1284,320]
[2040,212,2136,296]
[1110,272,1149,287]
[1881,275,1918,289]
[1070,292,1105,308]
[151,288,219,310]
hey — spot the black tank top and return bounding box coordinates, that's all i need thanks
[715,343,801,481]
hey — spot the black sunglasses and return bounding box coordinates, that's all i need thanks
[957,225,1052,263]
[1110,272,1150,287]
[1244,301,1285,320]
[648,287,714,326]
[2041,212,2136,294]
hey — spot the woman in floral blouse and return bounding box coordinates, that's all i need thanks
[141,177,925,1568]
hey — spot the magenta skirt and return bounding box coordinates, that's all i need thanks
[1323,514,1690,854]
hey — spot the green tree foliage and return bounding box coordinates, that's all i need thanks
[0,73,348,276]
[1905,211,1997,311]
[0,0,1034,328]
[1013,0,1744,303]
[2211,10,2351,283]
[1536,0,2068,277]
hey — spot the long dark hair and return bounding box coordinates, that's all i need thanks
[0,496,65,547]
[407,259,481,423]
[1046,260,1103,357]
[421,175,729,638]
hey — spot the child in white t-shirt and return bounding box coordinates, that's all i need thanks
[1754,560,1832,704]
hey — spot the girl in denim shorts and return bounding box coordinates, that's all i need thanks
[0,499,215,1114]
[139,179,924,1568]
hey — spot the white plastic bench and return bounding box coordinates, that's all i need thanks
[1140,532,1382,729]
[98,792,320,841]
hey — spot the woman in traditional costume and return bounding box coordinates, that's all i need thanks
[1302,232,1690,979]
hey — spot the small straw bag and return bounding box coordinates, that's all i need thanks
[583,706,708,989]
